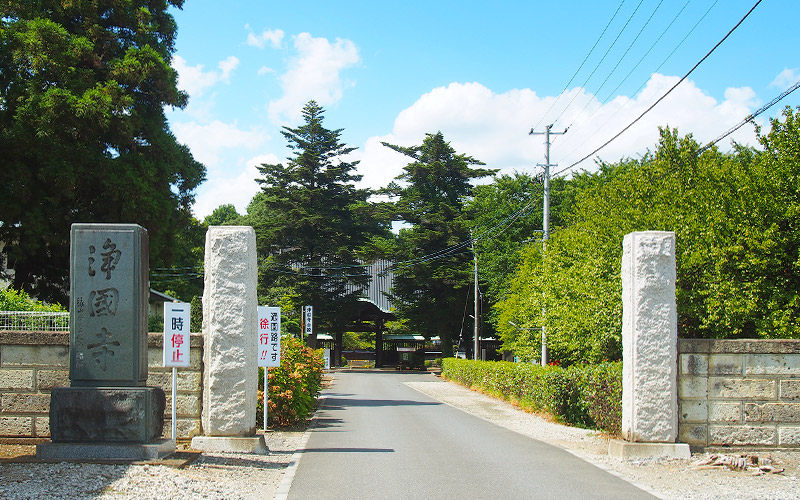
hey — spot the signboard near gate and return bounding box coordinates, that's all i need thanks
[258,306,281,368]
[163,302,191,368]
[303,305,313,337]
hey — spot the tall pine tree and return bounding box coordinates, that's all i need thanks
[255,101,387,342]
[382,132,496,356]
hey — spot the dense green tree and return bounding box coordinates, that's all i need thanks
[204,203,242,226]
[0,1,205,304]
[382,132,496,357]
[496,108,800,364]
[254,101,388,344]
[148,215,205,302]
[467,173,577,334]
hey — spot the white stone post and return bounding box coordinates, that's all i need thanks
[610,231,690,459]
[191,226,267,454]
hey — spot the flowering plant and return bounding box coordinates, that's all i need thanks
[257,336,324,427]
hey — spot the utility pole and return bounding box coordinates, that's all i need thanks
[529,124,567,366]
[472,232,480,361]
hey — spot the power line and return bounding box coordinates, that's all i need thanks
[552,0,718,163]
[530,0,629,131]
[553,0,763,178]
[560,0,667,132]
[547,0,647,127]
[698,79,800,155]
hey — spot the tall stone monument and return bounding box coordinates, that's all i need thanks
[37,224,173,460]
[609,231,690,459]
[191,226,267,453]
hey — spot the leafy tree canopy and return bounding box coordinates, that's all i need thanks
[253,100,389,333]
[497,107,800,365]
[204,203,242,226]
[466,172,576,334]
[0,1,205,304]
[382,132,496,356]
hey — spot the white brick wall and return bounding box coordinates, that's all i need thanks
[679,339,800,449]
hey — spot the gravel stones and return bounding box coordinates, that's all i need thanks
[0,431,304,500]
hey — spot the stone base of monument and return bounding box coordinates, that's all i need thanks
[36,386,173,461]
[608,440,691,460]
[36,438,175,461]
[191,435,269,454]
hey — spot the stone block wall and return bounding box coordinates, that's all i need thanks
[679,339,800,449]
[0,331,202,440]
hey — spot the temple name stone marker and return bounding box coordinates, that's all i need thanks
[191,226,267,454]
[609,231,690,460]
[37,224,172,461]
[70,223,148,386]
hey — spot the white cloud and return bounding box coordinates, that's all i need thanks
[268,33,360,124]
[171,120,267,170]
[218,56,240,81]
[172,55,219,97]
[257,66,274,76]
[771,68,800,89]
[193,154,280,219]
[355,76,764,191]
[349,136,409,192]
[172,55,239,98]
[246,28,285,49]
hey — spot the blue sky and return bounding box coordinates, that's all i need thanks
[165,0,800,218]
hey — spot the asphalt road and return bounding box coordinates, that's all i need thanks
[286,371,658,500]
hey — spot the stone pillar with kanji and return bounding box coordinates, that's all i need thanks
[37,224,172,461]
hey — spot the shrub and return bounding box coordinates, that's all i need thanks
[442,358,622,435]
[0,287,64,312]
[583,362,623,435]
[257,336,324,428]
[148,314,163,333]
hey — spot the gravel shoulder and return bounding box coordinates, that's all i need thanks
[406,377,800,500]
[0,431,306,500]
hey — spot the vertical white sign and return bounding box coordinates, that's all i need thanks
[304,305,313,337]
[163,302,191,367]
[258,306,281,367]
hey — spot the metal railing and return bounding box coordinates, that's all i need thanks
[0,310,69,331]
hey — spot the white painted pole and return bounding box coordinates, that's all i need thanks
[171,366,177,440]
[264,367,269,432]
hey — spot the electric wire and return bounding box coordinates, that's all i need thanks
[158,30,782,285]
[530,0,629,132]
[552,0,718,164]
[597,0,692,109]
[557,0,666,132]
[545,0,646,128]
[382,71,797,277]
[698,79,800,155]
[552,0,763,178]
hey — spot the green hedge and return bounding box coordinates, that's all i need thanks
[442,358,622,435]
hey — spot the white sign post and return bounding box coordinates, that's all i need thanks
[258,306,281,432]
[163,302,191,441]
[304,305,313,338]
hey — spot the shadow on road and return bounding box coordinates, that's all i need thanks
[324,398,441,409]
[312,417,345,429]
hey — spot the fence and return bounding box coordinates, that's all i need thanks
[0,311,69,332]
